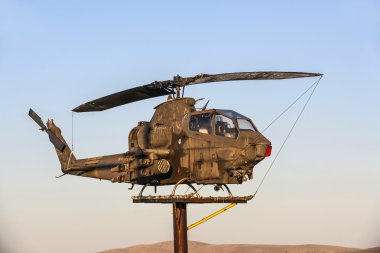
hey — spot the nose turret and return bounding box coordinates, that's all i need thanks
[255,143,272,159]
[243,132,271,163]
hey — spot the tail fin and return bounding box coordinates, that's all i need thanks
[46,119,76,172]
[29,109,76,172]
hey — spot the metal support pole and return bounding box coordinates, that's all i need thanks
[173,202,188,253]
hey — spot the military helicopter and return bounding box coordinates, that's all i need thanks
[29,71,321,191]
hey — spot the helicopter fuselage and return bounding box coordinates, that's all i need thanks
[32,97,271,186]
[31,71,321,188]
[126,97,271,185]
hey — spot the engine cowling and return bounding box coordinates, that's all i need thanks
[128,121,149,151]
[150,125,172,148]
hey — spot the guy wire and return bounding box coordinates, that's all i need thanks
[262,77,322,133]
[254,76,323,197]
[71,111,74,151]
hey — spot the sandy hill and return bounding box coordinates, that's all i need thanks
[99,241,380,253]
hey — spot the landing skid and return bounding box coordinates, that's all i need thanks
[135,178,251,202]
[132,195,253,203]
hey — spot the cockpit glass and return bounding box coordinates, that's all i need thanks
[189,113,211,134]
[217,109,256,131]
[217,109,245,119]
[214,114,237,138]
[237,118,255,131]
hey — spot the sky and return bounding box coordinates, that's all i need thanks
[0,0,380,252]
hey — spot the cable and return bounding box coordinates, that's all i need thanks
[262,77,322,133]
[253,76,322,197]
[71,111,74,151]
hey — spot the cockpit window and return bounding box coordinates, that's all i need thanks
[217,109,256,131]
[214,114,237,138]
[217,109,247,119]
[189,113,211,134]
[237,118,255,131]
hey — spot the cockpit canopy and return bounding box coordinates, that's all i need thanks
[189,109,257,138]
[217,109,256,131]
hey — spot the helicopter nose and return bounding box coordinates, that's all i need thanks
[244,131,271,162]
[256,144,272,159]
[245,143,271,162]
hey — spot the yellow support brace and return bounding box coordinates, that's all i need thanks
[187,203,237,230]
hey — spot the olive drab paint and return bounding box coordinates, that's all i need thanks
[30,71,322,187]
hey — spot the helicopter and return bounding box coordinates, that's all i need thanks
[29,71,321,191]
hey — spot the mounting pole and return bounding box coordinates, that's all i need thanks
[132,194,253,253]
[173,202,188,253]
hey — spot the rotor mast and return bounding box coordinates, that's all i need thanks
[173,75,183,99]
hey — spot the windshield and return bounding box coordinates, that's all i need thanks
[237,118,255,131]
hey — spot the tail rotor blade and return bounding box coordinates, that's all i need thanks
[28,108,46,130]
[28,108,66,152]
[47,131,66,152]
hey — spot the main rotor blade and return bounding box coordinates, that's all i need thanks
[187,71,322,85]
[73,83,173,112]
[73,71,322,112]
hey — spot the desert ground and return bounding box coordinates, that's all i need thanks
[100,241,380,253]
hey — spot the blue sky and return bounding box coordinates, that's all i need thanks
[1,1,379,252]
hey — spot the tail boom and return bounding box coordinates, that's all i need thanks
[29,109,173,184]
